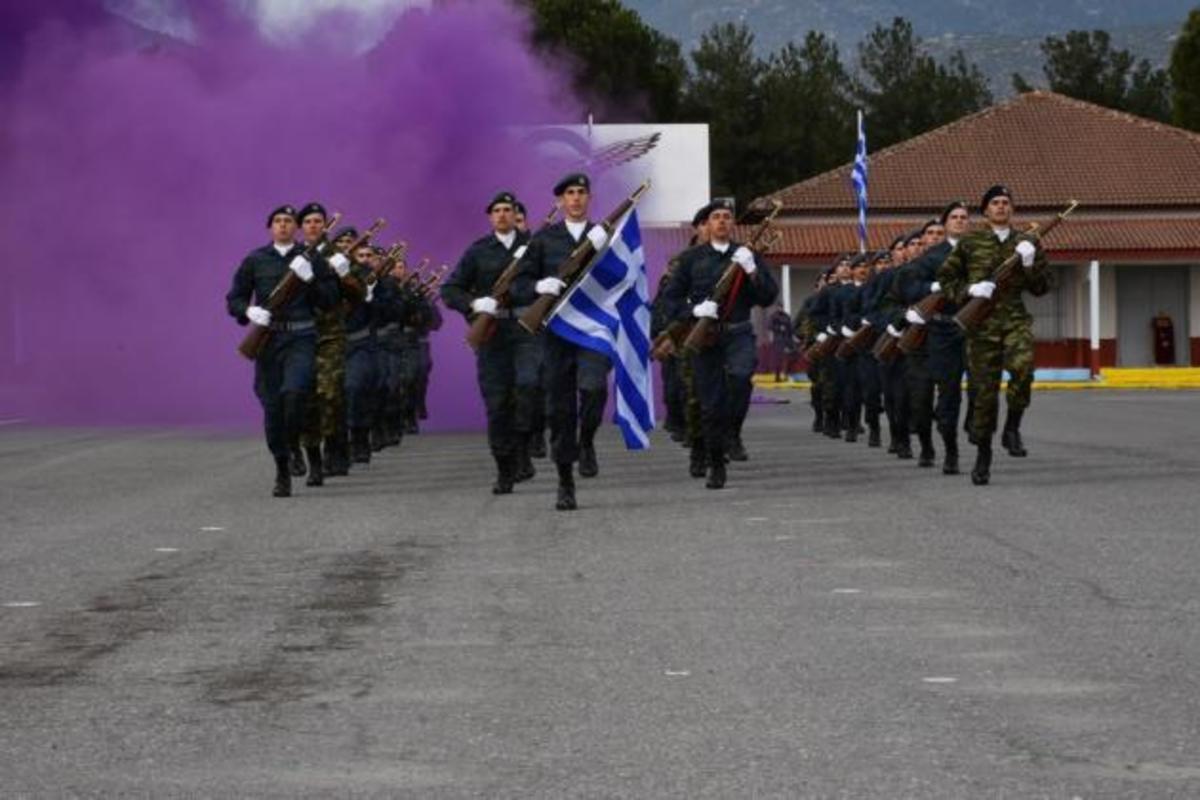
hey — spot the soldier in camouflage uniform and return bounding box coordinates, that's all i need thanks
[297,203,359,486]
[796,272,826,433]
[937,185,1050,485]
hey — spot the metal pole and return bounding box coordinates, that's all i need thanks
[1089,260,1101,379]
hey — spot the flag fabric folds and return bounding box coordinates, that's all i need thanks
[546,209,656,450]
[852,109,869,253]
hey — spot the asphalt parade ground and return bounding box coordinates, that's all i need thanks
[2,391,1199,798]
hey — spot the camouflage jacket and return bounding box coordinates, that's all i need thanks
[937,227,1051,326]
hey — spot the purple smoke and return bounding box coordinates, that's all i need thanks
[0,0,599,430]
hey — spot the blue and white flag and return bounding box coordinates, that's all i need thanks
[547,209,655,450]
[851,109,869,253]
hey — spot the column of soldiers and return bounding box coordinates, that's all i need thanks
[226,203,443,498]
[796,185,1049,486]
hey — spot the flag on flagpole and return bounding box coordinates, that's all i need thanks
[852,109,869,253]
[547,209,655,450]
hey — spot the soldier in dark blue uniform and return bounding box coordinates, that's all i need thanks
[339,232,391,465]
[373,248,419,452]
[834,253,876,444]
[808,255,851,438]
[512,173,612,510]
[895,203,970,473]
[663,199,778,489]
[441,191,536,495]
[863,235,913,457]
[225,204,340,497]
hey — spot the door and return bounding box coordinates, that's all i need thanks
[1116,265,1190,366]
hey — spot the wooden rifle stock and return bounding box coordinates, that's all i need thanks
[236,212,350,360]
[955,202,1078,332]
[836,324,877,359]
[519,181,651,334]
[681,199,783,354]
[872,328,902,363]
[896,291,945,354]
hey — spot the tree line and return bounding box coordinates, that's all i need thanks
[523,1,1200,208]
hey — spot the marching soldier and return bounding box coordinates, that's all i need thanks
[341,233,390,465]
[512,172,612,510]
[938,185,1050,485]
[374,247,416,451]
[225,204,339,497]
[833,253,870,443]
[809,255,851,438]
[894,218,947,468]
[663,199,778,489]
[797,271,829,434]
[865,234,914,457]
[297,203,358,486]
[440,191,535,495]
[895,202,970,473]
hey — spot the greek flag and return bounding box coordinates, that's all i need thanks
[852,109,868,253]
[547,210,655,450]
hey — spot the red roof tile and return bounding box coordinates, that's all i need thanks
[759,92,1200,214]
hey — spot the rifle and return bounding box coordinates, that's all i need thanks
[680,199,783,354]
[465,202,561,349]
[518,180,652,334]
[872,325,902,364]
[804,329,841,363]
[237,212,345,360]
[954,200,1078,332]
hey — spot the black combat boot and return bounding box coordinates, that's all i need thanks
[555,462,576,511]
[492,452,515,495]
[886,421,897,454]
[388,413,405,446]
[529,431,547,459]
[578,439,599,478]
[971,440,993,486]
[515,439,536,483]
[371,421,387,452]
[867,419,882,448]
[727,433,748,462]
[917,433,936,468]
[940,425,960,475]
[304,446,324,487]
[706,448,727,490]
[289,447,307,478]
[272,456,292,498]
[324,436,348,477]
[351,427,372,464]
[823,415,840,439]
[404,413,419,435]
[844,421,858,444]
[1001,409,1028,457]
[895,436,913,460]
[688,443,708,479]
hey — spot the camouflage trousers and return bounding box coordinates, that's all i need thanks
[966,318,1034,441]
[678,355,702,447]
[301,333,347,447]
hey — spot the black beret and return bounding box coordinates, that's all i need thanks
[691,204,712,227]
[371,245,387,255]
[940,200,968,225]
[980,185,1012,212]
[889,235,907,250]
[332,226,359,242]
[266,204,298,227]
[849,252,870,267]
[905,229,924,244]
[297,202,327,222]
[514,201,527,216]
[486,191,518,213]
[921,218,942,234]
[706,197,736,219]
[553,172,590,195]
[873,250,891,262]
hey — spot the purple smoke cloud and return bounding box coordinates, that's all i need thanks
[0,0,600,430]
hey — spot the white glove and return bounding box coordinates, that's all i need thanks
[328,252,351,278]
[247,305,271,327]
[289,255,314,283]
[513,244,528,260]
[692,300,719,319]
[1016,240,1036,268]
[535,277,566,297]
[365,283,375,303]
[585,226,608,251]
[825,325,836,336]
[860,320,872,328]
[816,332,829,343]
[471,296,498,315]
[840,325,854,338]
[968,280,996,299]
[732,246,756,274]
[905,308,926,326]
[886,324,901,337]
[929,281,941,293]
